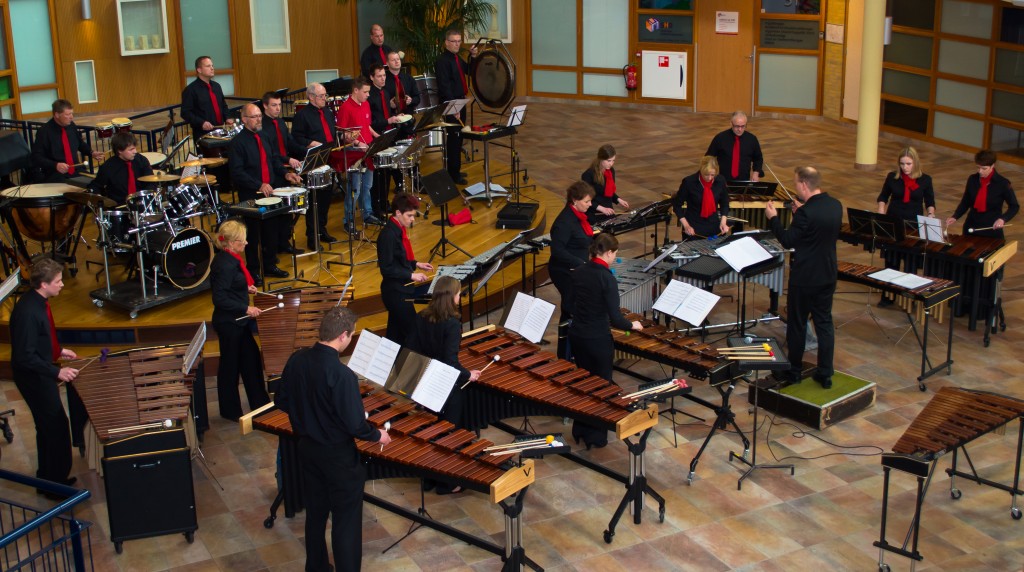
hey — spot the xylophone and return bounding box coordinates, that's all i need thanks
[255,286,354,378]
[457,325,664,543]
[241,382,538,571]
[728,193,792,230]
[875,387,1024,570]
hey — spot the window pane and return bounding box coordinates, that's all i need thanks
[882,69,930,102]
[892,0,935,30]
[9,0,56,86]
[217,74,235,97]
[638,14,693,44]
[882,100,928,133]
[936,78,986,114]
[758,53,817,110]
[532,70,576,94]
[583,0,627,68]
[940,0,992,39]
[20,88,58,115]
[0,12,8,69]
[532,0,576,66]
[181,0,232,69]
[994,49,1024,88]
[120,0,166,52]
[991,124,1024,158]
[75,61,97,104]
[639,0,691,9]
[934,111,983,147]
[0,77,10,101]
[251,0,290,53]
[760,20,819,50]
[1002,7,1024,45]
[761,0,820,15]
[937,39,989,80]
[356,0,396,50]
[583,73,627,97]
[884,33,932,69]
[306,69,339,85]
[992,89,1024,123]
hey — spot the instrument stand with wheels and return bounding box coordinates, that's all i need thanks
[682,374,749,484]
[725,336,795,490]
[422,169,471,262]
[837,208,908,341]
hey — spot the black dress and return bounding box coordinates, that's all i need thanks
[548,205,593,358]
[876,172,936,272]
[672,172,730,238]
[951,171,1019,239]
[377,219,418,345]
[581,167,620,223]
[404,316,471,427]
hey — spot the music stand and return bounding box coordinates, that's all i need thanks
[726,181,778,197]
[422,169,471,261]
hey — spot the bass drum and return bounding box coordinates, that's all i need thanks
[469,46,515,110]
[144,227,213,289]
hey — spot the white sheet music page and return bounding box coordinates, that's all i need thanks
[867,268,905,283]
[347,331,379,382]
[652,279,690,316]
[347,331,399,386]
[715,236,773,273]
[890,273,933,290]
[652,279,720,326]
[411,360,461,412]
[917,215,945,243]
[520,297,555,343]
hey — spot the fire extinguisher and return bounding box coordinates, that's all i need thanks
[623,62,637,90]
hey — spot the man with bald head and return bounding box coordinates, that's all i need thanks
[360,24,395,79]
[706,111,764,183]
[291,82,338,249]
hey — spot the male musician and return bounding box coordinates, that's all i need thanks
[435,28,478,185]
[229,103,302,283]
[276,306,391,572]
[260,92,304,256]
[766,166,842,389]
[359,24,395,79]
[30,99,104,184]
[337,77,383,234]
[87,132,155,205]
[705,111,764,183]
[181,56,232,142]
[10,258,80,496]
[291,82,338,249]
[369,64,407,213]
[946,149,1019,239]
[384,51,421,138]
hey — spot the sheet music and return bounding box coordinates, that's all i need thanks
[652,279,721,326]
[503,292,555,343]
[182,322,207,375]
[890,273,933,290]
[507,105,526,127]
[347,331,401,385]
[867,268,905,282]
[714,236,773,273]
[0,271,21,305]
[917,215,945,243]
[410,359,460,412]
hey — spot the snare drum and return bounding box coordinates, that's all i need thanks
[305,165,334,189]
[112,117,133,133]
[126,189,163,221]
[95,123,114,139]
[375,148,399,169]
[165,183,204,219]
[144,227,213,289]
[97,209,134,252]
[272,187,308,213]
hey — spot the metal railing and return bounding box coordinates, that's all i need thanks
[0,469,93,571]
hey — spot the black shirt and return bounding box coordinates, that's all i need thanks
[952,170,1019,238]
[209,250,250,326]
[262,116,304,162]
[673,172,730,237]
[582,167,620,222]
[549,205,592,275]
[706,129,764,182]
[368,84,394,136]
[291,104,336,149]
[404,316,470,386]
[360,42,395,79]
[435,50,472,120]
[10,289,60,382]
[31,119,92,181]
[769,192,843,287]
[384,69,421,114]
[87,155,155,205]
[181,78,229,137]
[877,173,936,222]
[277,342,382,453]
[569,260,634,340]
[377,219,418,295]
[229,128,287,200]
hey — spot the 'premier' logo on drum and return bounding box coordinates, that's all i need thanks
[171,235,203,251]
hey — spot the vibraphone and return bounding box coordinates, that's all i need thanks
[255,286,354,378]
[610,257,677,314]
[838,261,961,387]
[875,387,1024,571]
[458,326,664,543]
[73,345,198,473]
[241,383,539,571]
[839,223,1018,342]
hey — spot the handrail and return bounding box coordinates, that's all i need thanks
[0,468,91,549]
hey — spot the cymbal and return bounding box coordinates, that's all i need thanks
[180,174,218,185]
[138,172,180,183]
[64,191,117,209]
[180,157,227,167]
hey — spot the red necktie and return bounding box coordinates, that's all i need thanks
[455,54,468,95]
[974,172,992,213]
[900,173,918,203]
[393,73,405,112]
[126,160,136,195]
[379,46,386,67]
[45,300,60,361]
[392,218,415,260]
[700,177,717,218]
[380,91,390,120]
[254,133,270,184]
[207,83,223,124]
[271,119,287,157]
[318,108,334,143]
[731,135,740,179]
[61,129,75,175]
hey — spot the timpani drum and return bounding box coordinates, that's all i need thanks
[143,227,212,289]
[413,75,438,112]
[0,184,82,242]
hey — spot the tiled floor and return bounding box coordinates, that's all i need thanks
[2,101,1024,571]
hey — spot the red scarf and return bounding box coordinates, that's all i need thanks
[206,82,223,125]
[603,169,616,198]
[225,249,255,287]
[900,173,918,203]
[61,129,75,175]
[592,257,609,269]
[392,72,405,112]
[253,133,270,184]
[569,203,594,236]
[45,299,60,361]
[974,171,993,213]
[700,176,717,218]
[318,108,334,143]
[126,160,136,195]
[391,217,415,260]
[731,135,741,179]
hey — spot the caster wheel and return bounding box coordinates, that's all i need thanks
[603,530,613,544]
[1012,507,1022,520]
[93,299,104,308]
[69,268,78,278]
[919,384,927,392]
[1001,323,1007,332]
[129,311,138,319]
[951,488,962,500]
[687,471,695,486]
[659,507,666,523]
[879,564,891,572]
[984,338,991,347]
[264,516,275,529]
[184,531,194,544]
[114,542,123,554]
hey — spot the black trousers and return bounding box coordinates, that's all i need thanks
[243,216,280,275]
[444,125,462,179]
[381,284,428,346]
[66,384,87,448]
[786,282,836,379]
[568,332,612,446]
[213,322,268,421]
[298,438,366,572]
[14,376,72,482]
[305,186,333,241]
[550,268,575,360]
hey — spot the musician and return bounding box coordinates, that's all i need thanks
[876,147,936,306]
[435,29,479,184]
[10,258,80,495]
[210,220,271,421]
[766,166,842,389]
[229,103,302,282]
[180,56,232,142]
[86,132,155,205]
[581,144,630,223]
[705,111,764,183]
[385,51,421,137]
[291,82,338,249]
[947,149,1019,239]
[337,76,384,234]
[549,181,596,359]
[673,155,731,239]
[360,24,395,79]
[569,234,642,449]
[276,306,391,572]
[377,193,433,345]
[260,92,305,257]
[30,99,103,184]
[369,64,406,214]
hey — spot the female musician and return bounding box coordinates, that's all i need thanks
[549,181,596,359]
[947,149,1019,240]
[378,193,433,345]
[568,233,642,449]
[581,144,630,222]
[673,155,730,239]
[405,275,481,494]
[875,147,936,306]
[210,220,269,421]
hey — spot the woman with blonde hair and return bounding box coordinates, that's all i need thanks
[672,155,730,239]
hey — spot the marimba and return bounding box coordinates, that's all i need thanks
[875,387,1024,570]
[255,286,354,378]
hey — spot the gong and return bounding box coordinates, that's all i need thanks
[470,44,516,110]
